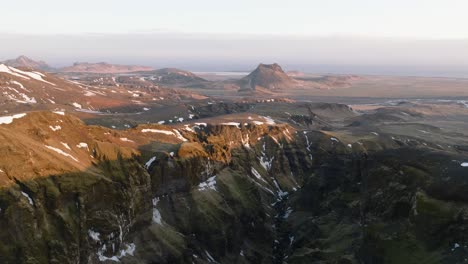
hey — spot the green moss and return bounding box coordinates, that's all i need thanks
[379,235,443,264]
[415,193,453,218]
[149,225,186,258]
[400,165,429,187]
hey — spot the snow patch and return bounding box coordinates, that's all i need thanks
[173,129,188,141]
[9,66,56,85]
[251,167,268,184]
[259,142,274,171]
[303,131,313,160]
[45,145,79,162]
[49,125,61,131]
[283,207,293,219]
[205,250,216,263]
[198,176,217,191]
[61,142,71,150]
[141,129,173,135]
[183,125,195,132]
[145,156,157,169]
[11,81,29,92]
[88,230,101,241]
[97,243,136,262]
[221,122,241,128]
[262,116,276,125]
[77,142,89,150]
[152,197,163,225]
[0,113,27,125]
[72,102,82,109]
[143,128,176,135]
[21,191,34,205]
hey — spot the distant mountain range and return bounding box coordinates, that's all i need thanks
[0,56,359,97]
[60,62,154,73]
[0,63,206,114]
[1,56,155,74]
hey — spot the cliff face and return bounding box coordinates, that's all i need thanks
[0,113,306,263]
[1,112,468,263]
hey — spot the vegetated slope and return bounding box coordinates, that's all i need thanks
[0,107,468,263]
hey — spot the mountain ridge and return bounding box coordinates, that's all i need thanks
[60,62,154,73]
[1,55,54,71]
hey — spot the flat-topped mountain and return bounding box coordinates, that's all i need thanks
[239,63,299,91]
[2,55,54,71]
[60,62,154,73]
[140,68,207,85]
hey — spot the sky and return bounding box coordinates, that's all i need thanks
[1,0,468,75]
[2,0,468,38]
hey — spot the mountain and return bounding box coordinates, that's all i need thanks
[3,60,468,264]
[286,70,305,77]
[2,55,54,71]
[138,68,208,87]
[239,63,299,91]
[1,104,468,263]
[60,62,154,73]
[0,63,134,112]
[0,64,205,114]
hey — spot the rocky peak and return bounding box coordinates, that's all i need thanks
[239,62,298,91]
[2,55,53,71]
[257,63,283,72]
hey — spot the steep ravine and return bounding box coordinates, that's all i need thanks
[139,124,310,263]
[2,115,468,263]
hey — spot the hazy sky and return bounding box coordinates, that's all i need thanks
[1,0,468,75]
[2,0,468,38]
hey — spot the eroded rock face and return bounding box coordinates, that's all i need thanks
[1,112,468,263]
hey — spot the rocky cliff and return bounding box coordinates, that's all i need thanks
[0,111,468,263]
